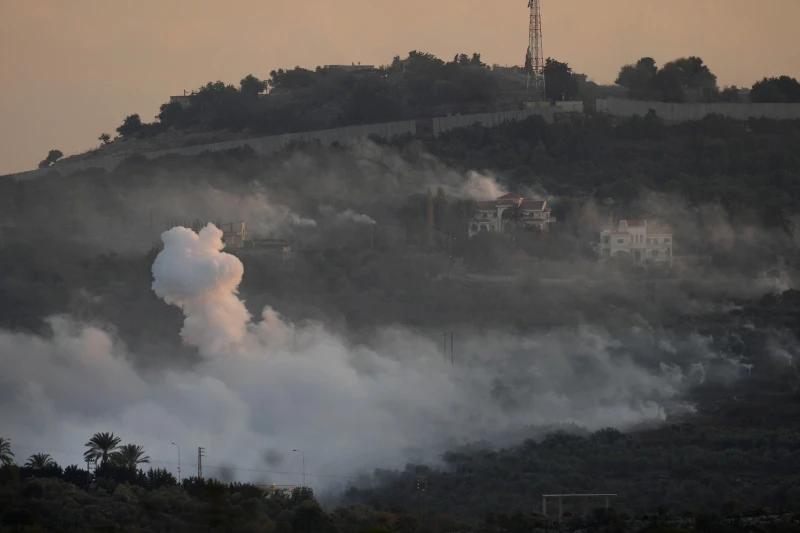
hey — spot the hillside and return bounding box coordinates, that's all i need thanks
[2,110,800,532]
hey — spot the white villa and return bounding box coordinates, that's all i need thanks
[469,194,553,237]
[600,220,673,267]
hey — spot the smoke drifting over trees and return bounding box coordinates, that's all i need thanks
[1,114,800,523]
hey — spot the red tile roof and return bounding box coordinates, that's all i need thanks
[610,232,631,236]
[476,201,496,210]
[497,193,523,200]
[625,220,647,227]
[521,200,545,210]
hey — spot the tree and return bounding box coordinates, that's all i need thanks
[111,443,150,470]
[24,453,56,469]
[662,56,717,92]
[718,86,741,103]
[502,204,526,232]
[0,437,14,465]
[157,101,186,128]
[544,58,578,101]
[615,57,658,100]
[470,53,485,67]
[750,76,800,103]
[98,133,111,144]
[240,74,267,100]
[84,432,121,465]
[523,49,533,74]
[37,149,63,168]
[115,114,143,137]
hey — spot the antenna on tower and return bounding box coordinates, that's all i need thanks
[527,0,546,103]
[197,447,205,479]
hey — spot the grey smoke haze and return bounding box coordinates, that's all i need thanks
[9,140,509,254]
[0,223,765,488]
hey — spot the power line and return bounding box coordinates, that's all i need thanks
[6,442,357,480]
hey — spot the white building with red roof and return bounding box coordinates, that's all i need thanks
[599,220,673,267]
[469,193,553,237]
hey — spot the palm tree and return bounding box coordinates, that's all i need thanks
[502,204,525,232]
[0,438,14,466]
[25,453,56,469]
[84,432,121,465]
[111,444,150,470]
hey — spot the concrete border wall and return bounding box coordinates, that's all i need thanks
[5,107,566,181]
[432,107,560,135]
[597,97,800,123]
[6,120,418,181]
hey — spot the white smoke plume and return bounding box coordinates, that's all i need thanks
[151,225,250,357]
[287,213,317,228]
[336,209,377,226]
[0,224,756,487]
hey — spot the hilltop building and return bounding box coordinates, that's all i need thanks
[599,220,673,267]
[469,193,553,237]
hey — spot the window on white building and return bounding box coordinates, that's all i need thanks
[617,239,625,244]
[666,248,670,256]
[664,238,671,243]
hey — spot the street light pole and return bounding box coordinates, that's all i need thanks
[292,449,305,487]
[171,442,181,483]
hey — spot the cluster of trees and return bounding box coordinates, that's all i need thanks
[4,426,800,532]
[615,56,718,102]
[37,149,63,168]
[410,113,800,236]
[107,51,515,143]
[343,424,800,521]
[615,56,800,104]
[751,76,800,103]
[95,49,800,155]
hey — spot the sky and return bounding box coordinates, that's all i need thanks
[0,0,797,176]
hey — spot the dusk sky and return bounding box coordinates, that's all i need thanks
[1,0,797,175]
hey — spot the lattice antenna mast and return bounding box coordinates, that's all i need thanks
[527,0,546,102]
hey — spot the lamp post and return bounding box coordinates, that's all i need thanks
[292,449,305,487]
[171,442,181,483]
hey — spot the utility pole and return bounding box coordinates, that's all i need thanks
[416,476,428,521]
[86,458,96,489]
[527,0,546,103]
[293,449,305,487]
[171,442,181,482]
[197,447,205,479]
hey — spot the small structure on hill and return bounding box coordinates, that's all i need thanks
[469,193,554,237]
[600,220,673,267]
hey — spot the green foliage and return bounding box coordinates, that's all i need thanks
[544,57,579,101]
[115,114,143,137]
[750,76,800,103]
[110,443,150,469]
[345,424,800,521]
[37,149,63,168]
[616,56,717,102]
[84,432,122,465]
[23,453,56,469]
[0,438,13,466]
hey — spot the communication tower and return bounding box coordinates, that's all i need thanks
[527,0,546,103]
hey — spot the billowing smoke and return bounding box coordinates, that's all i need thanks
[151,225,250,357]
[287,213,317,228]
[336,209,377,226]
[0,224,762,487]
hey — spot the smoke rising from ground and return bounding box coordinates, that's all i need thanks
[0,223,767,488]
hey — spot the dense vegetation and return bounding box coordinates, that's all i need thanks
[3,90,800,531]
